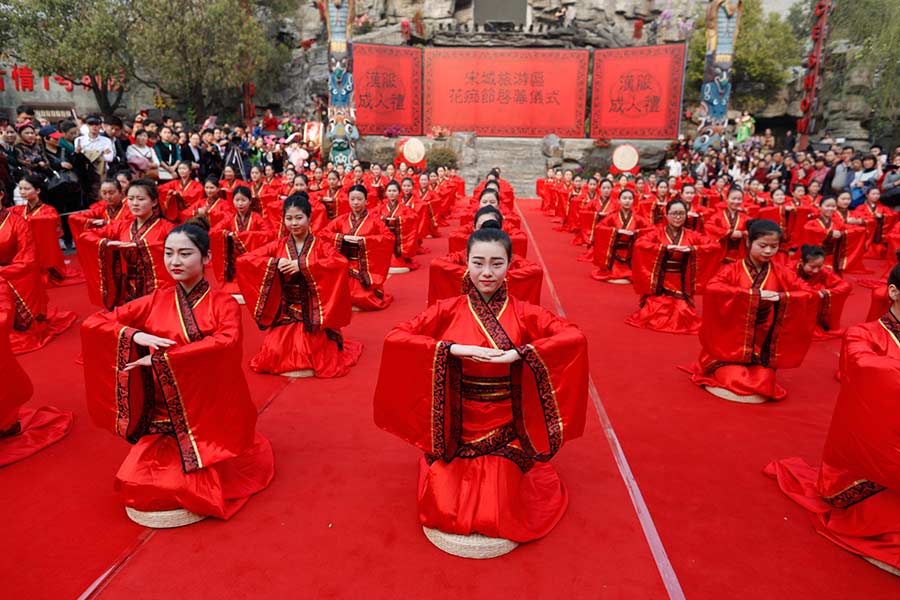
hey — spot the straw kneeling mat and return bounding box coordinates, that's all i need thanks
[703,386,768,405]
[422,527,518,559]
[125,507,207,529]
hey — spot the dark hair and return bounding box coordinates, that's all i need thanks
[100,177,121,192]
[168,217,211,255]
[203,176,219,187]
[889,263,900,291]
[480,220,502,231]
[348,184,368,198]
[327,169,340,179]
[800,244,826,262]
[283,192,311,217]
[134,128,148,138]
[233,185,252,201]
[466,227,512,260]
[666,198,688,213]
[820,195,837,206]
[474,205,503,227]
[401,177,415,186]
[16,104,35,116]
[479,188,499,201]
[22,174,45,194]
[747,219,783,242]
[126,178,158,202]
[618,189,635,201]
[107,116,123,128]
[59,120,78,133]
[727,186,743,197]
[385,180,401,192]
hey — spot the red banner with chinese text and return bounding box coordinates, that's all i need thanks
[590,44,686,140]
[354,44,423,136]
[423,48,589,138]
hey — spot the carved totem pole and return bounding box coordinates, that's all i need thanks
[693,0,743,151]
[324,0,359,167]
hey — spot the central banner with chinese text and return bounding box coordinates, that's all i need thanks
[423,48,589,138]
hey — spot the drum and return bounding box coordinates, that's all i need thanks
[611,144,640,175]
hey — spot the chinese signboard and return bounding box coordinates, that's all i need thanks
[590,44,686,140]
[423,48,589,138]
[354,44,422,135]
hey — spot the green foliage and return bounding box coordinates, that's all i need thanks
[686,0,801,113]
[831,0,900,131]
[6,0,132,114]
[6,0,293,117]
[425,146,459,169]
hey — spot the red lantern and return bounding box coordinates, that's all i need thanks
[633,20,644,39]
[797,118,810,133]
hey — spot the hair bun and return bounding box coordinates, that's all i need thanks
[184,215,211,232]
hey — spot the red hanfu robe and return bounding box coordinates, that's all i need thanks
[218,178,247,204]
[158,179,203,222]
[182,194,235,229]
[448,223,529,259]
[766,314,900,569]
[800,215,867,275]
[10,203,84,286]
[81,280,274,519]
[78,215,174,310]
[796,261,852,340]
[373,284,588,542]
[236,235,363,377]
[854,202,899,259]
[537,177,555,212]
[0,282,72,467]
[363,173,390,204]
[590,210,650,282]
[312,186,350,222]
[427,250,543,306]
[638,195,667,225]
[687,259,818,400]
[319,211,395,311]
[414,187,441,239]
[553,182,574,222]
[69,200,133,243]
[210,211,275,295]
[0,209,77,354]
[626,225,722,334]
[704,208,750,263]
[565,192,596,244]
[758,205,813,247]
[378,200,420,270]
[577,196,622,260]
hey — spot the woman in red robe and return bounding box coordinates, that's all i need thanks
[378,180,420,273]
[210,185,275,299]
[266,174,328,236]
[81,221,274,525]
[218,165,246,204]
[704,187,750,264]
[319,185,395,311]
[79,179,175,310]
[181,177,235,228]
[566,176,597,244]
[0,207,77,354]
[538,168,556,213]
[854,187,898,259]
[429,208,543,306]
[449,188,528,258]
[590,189,650,283]
[766,265,900,574]
[558,175,585,233]
[576,179,619,259]
[237,194,363,377]
[374,227,588,547]
[686,219,818,403]
[314,170,350,222]
[0,281,72,467]
[758,188,813,252]
[414,173,441,239]
[626,199,722,334]
[795,245,853,340]
[638,179,670,226]
[800,196,866,275]
[69,178,133,242]
[158,162,203,222]
[398,177,427,248]
[12,175,84,286]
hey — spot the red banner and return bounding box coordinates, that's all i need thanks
[590,44,686,140]
[354,44,422,135]
[423,48,589,138]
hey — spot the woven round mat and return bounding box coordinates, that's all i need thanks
[388,267,411,275]
[125,507,207,529]
[422,527,518,559]
[232,294,246,305]
[704,385,767,404]
[280,369,315,378]
[863,556,900,577]
[606,278,631,285]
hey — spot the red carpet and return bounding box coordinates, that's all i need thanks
[2,200,897,598]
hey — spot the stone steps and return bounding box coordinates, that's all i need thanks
[466,137,546,197]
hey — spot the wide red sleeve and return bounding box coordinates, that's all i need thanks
[235,239,284,328]
[25,209,65,271]
[630,230,667,296]
[303,239,353,331]
[427,253,467,306]
[507,256,543,305]
[354,220,394,288]
[818,269,853,332]
[822,323,900,492]
[0,281,33,430]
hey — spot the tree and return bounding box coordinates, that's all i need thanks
[6,1,132,116]
[127,0,291,118]
[686,0,801,113]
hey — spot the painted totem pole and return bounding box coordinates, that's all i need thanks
[324,0,358,167]
[693,0,743,151]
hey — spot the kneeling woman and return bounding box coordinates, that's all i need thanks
[626,199,721,334]
[209,185,274,299]
[374,228,588,554]
[237,194,363,378]
[590,189,649,283]
[686,220,819,403]
[81,221,274,526]
[795,244,853,341]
